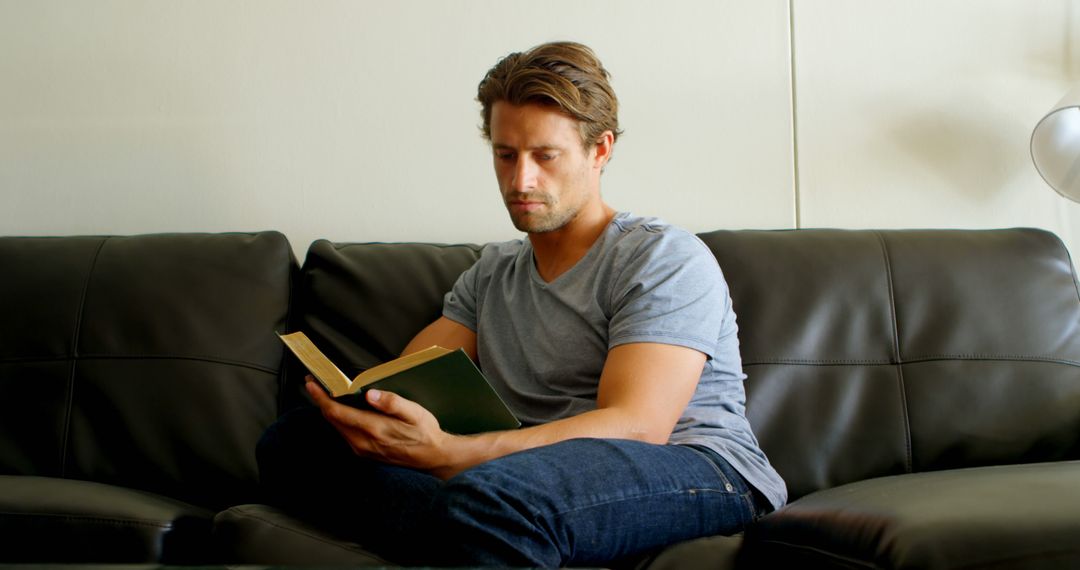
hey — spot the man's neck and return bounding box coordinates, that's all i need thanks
[529,202,617,283]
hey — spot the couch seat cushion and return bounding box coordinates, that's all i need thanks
[0,475,215,563]
[213,503,388,565]
[741,461,1080,569]
[634,533,742,570]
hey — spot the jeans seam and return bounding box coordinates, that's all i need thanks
[546,486,742,521]
[684,445,758,524]
[740,489,759,522]
[683,445,737,492]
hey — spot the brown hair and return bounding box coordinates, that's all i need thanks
[477,41,622,149]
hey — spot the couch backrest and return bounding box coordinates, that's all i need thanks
[0,232,295,509]
[294,230,1080,503]
[285,240,482,410]
[700,228,1080,500]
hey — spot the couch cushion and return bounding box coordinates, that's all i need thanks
[0,475,215,563]
[699,229,1080,501]
[0,232,295,509]
[213,503,389,565]
[739,461,1080,569]
[634,533,742,570]
[285,240,481,410]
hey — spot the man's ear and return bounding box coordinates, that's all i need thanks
[592,130,615,170]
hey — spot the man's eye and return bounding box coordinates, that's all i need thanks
[538,154,556,161]
[496,153,515,161]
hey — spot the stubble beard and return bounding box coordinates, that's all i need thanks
[507,194,581,234]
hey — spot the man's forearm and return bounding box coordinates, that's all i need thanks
[434,343,706,479]
[435,406,664,479]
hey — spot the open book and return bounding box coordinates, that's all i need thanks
[278,331,520,434]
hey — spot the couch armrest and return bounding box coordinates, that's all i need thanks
[739,461,1080,569]
[0,475,214,563]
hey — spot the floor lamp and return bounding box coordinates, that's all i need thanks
[1032,86,1080,201]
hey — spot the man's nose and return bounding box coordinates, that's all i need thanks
[512,157,538,191]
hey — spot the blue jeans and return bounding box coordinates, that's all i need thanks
[257,406,763,567]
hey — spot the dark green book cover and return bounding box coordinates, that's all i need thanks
[338,350,520,435]
[279,332,520,435]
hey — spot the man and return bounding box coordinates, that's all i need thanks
[258,41,786,567]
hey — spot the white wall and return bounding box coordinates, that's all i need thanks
[2,1,1078,261]
[793,1,1080,255]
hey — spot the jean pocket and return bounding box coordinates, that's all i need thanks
[683,445,742,493]
[683,445,759,523]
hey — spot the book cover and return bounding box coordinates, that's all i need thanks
[278,331,520,434]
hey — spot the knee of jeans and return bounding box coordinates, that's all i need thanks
[434,469,508,518]
[428,470,559,567]
[255,413,297,471]
[433,465,548,532]
[255,407,339,489]
[259,406,334,451]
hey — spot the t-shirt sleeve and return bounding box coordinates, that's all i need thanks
[442,250,485,332]
[607,231,730,359]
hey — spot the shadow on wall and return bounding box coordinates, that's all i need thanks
[883,98,1027,201]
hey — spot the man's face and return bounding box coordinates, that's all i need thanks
[489,101,602,234]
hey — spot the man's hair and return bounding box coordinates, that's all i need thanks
[477,41,622,149]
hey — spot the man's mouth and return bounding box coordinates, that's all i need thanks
[506,194,548,213]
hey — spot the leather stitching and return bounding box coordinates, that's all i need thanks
[225,507,389,558]
[61,237,107,477]
[0,354,279,374]
[743,355,1080,367]
[0,511,174,529]
[877,231,913,474]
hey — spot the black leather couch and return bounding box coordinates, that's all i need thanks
[2,228,1078,568]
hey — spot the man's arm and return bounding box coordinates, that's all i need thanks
[305,339,705,480]
[401,316,478,359]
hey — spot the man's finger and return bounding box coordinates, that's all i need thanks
[365,389,432,427]
[304,378,333,407]
[305,379,375,426]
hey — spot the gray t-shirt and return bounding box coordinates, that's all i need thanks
[443,212,787,509]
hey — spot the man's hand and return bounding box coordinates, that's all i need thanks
[305,377,465,479]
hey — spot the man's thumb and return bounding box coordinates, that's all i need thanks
[366,388,386,406]
[366,389,406,416]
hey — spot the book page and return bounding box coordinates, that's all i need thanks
[352,345,452,387]
[278,332,353,396]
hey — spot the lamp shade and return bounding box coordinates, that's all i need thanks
[1032,85,1080,202]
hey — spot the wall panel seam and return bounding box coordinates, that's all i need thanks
[788,0,801,229]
